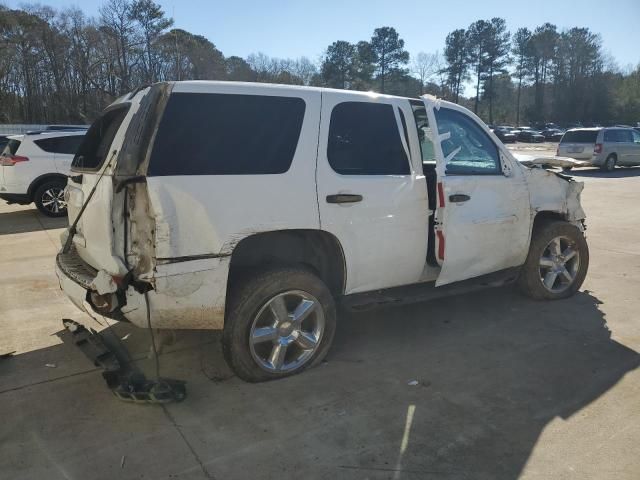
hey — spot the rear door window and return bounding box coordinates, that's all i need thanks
[562,130,599,144]
[35,135,85,155]
[621,130,634,143]
[148,93,306,176]
[72,106,129,170]
[327,101,409,175]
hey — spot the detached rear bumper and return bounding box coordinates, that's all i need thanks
[55,248,95,313]
[55,247,126,322]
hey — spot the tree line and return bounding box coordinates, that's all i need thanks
[0,1,638,126]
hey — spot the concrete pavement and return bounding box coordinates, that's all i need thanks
[1,166,639,480]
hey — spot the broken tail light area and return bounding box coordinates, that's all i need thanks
[0,155,29,166]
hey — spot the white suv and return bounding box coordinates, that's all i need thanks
[55,82,589,382]
[0,131,86,216]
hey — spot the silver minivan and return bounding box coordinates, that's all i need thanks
[558,127,640,171]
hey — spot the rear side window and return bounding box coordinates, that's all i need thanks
[3,139,21,156]
[72,106,129,170]
[35,135,85,155]
[604,129,632,143]
[328,102,409,175]
[561,130,598,144]
[148,93,305,176]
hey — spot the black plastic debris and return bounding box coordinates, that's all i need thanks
[62,319,186,404]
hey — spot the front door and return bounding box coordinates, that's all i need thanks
[422,98,531,286]
[316,92,429,294]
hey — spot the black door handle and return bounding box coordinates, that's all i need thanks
[326,194,363,204]
[449,194,471,203]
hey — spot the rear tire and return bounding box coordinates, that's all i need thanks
[34,180,67,217]
[222,266,336,382]
[518,220,589,300]
[601,155,616,172]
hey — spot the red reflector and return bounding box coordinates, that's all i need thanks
[436,230,445,260]
[437,182,445,207]
[0,155,29,166]
[594,143,603,154]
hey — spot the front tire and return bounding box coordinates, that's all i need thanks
[518,221,589,300]
[223,266,336,382]
[34,180,67,217]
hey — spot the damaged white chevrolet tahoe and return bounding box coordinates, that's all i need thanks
[56,81,589,382]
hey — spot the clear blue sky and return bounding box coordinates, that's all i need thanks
[6,0,640,69]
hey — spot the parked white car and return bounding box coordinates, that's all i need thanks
[0,130,86,216]
[56,81,589,382]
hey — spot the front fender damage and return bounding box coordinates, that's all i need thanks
[525,167,586,224]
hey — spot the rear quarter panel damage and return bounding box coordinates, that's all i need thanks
[120,257,230,329]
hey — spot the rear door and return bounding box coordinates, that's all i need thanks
[422,99,531,286]
[316,92,428,294]
[66,101,137,276]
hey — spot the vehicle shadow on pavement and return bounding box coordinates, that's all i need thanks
[1,287,638,480]
[569,166,640,178]
[0,208,67,235]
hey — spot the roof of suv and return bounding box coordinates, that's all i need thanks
[168,80,420,102]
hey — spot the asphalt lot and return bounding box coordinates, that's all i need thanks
[1,151,640,479]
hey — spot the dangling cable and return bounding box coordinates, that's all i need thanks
[144,290,161,382]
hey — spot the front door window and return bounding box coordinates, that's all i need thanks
[433,107,501,175]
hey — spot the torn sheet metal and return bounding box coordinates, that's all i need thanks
[513,153,591,169]
[90,270,118,295]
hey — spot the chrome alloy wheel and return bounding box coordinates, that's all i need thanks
[249,290,325,373]
[539,235,581,293]
[41,187,67,214]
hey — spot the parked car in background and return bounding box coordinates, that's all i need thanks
[493,126,517,143]
[55,81,589,382]
[533,122,561,131]
[518,129,545,143]
[557,127,640,171]
[541,129,565,141]
[0,130,86,216]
